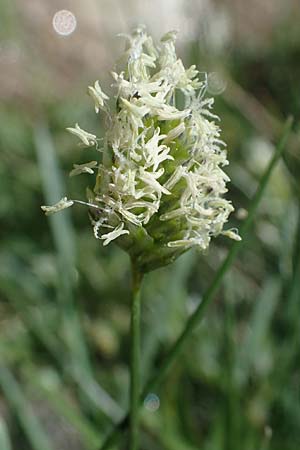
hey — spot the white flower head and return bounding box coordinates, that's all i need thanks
[42,26,240,272]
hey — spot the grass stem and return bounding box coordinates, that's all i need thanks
[129,262,143,450]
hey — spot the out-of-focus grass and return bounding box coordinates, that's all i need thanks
[0,366,55,450]
[0,417,12,450]
[1,1,300,450]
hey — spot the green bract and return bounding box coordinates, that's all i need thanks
[42,25,240,272]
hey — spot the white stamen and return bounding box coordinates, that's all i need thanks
[100,223,129,246]
[41,197,74,215]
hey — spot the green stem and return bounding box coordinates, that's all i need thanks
[98,117,293,450]
[129,262,143,450]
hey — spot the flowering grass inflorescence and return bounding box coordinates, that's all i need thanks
[42,25,240,272]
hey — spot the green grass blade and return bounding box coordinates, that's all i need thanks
[0,256,123,423]
[27,370,102,449]
[0,366,54,450]
[34,123,75,269]
[34,123,123,422]
[0,417,12,450]
[34,121,89,363]
[98,117,293,450]
[236,277,281,384]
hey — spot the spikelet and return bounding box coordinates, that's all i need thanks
[42,26,240,272]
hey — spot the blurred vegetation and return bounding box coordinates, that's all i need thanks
[1,1,300,449]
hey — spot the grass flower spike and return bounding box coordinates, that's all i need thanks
[42,25,240,272]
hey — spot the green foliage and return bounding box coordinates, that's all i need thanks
[1,3,300,450]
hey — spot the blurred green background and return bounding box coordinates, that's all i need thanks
[1,1,300,449]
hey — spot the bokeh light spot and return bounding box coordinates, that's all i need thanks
[144,393,160,412]
[52,10,77,36]
[207,72,227,95]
